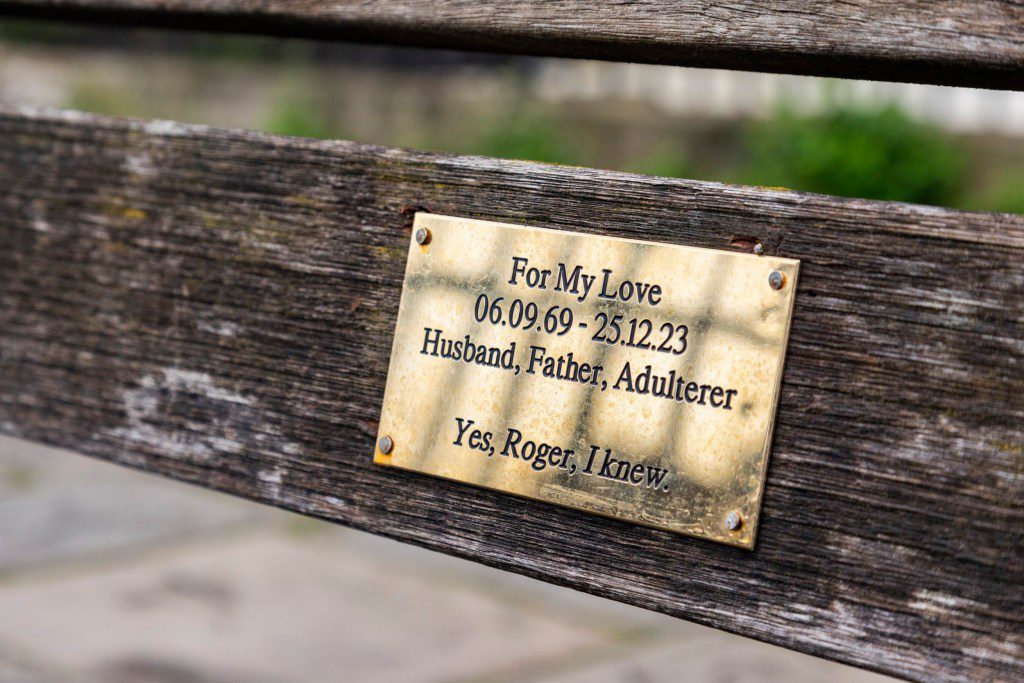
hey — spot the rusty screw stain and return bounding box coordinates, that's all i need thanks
[378,435,394,455]
[753,242,764,255]
[415,227,431,245]
[725,511,742,531]
[768,270,785,290]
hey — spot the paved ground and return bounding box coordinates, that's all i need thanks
[0,435,891,682]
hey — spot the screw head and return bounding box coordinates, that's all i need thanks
[725,511,742,531]
[415,227,431,245]
[768,270,785,290]
[753,242,764,255]
[377,435,394,455]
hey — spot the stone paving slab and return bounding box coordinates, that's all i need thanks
[0,658,41,683]
[0,527,891,683]
[0,437,892,682]
[0,533,617,682]
[536,633,893,683]
[0,436,267,574]
[312,523,683,637]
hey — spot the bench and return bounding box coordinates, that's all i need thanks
[0,3,1021,680]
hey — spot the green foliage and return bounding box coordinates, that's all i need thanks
[739,105,966,205]
[964,167,1024,215]
[473,111,583,166]
[0,18,93,44]
[624,148,692,180]
[265,98,339,140]
[0,18,304,62]
[68,85,142,118]
[187,34,314,63]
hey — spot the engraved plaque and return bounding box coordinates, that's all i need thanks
[375,214,799,548]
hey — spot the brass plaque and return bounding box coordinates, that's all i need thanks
[375,214,798,548]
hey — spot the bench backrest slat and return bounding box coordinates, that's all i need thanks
[1,107,1022,682]
[0,0,1022,89]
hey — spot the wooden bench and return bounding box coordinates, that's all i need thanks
[1,3,1022,680]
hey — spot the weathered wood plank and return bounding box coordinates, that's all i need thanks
[0,1,1022,89]
[1,106,1022,680]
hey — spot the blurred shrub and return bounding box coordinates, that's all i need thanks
[187,34,311,62]
[266,98,339,139]
[739,105,966,205]
[964,167,1024,215]
[473,110,583,166]
[624,148,693,180]
[0,18,300,60]
[0,18,93,44]
[261,98,1009,213]
[68,85,135,118]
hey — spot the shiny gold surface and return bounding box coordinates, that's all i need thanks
[375,214,799,548]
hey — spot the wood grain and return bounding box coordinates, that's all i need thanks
[1,106,1022,680]
[0,1,1022,89]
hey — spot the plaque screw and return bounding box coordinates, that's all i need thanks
[415,227,431,245]
[753,242,764,255]
[378,435,394,455]
[768,270,785,290]
[725,511,743,531]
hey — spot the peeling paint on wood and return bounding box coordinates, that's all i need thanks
[0,107,1022,681]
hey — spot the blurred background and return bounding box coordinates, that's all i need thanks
[2,19,1023,212]
[1,16,1021,683]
